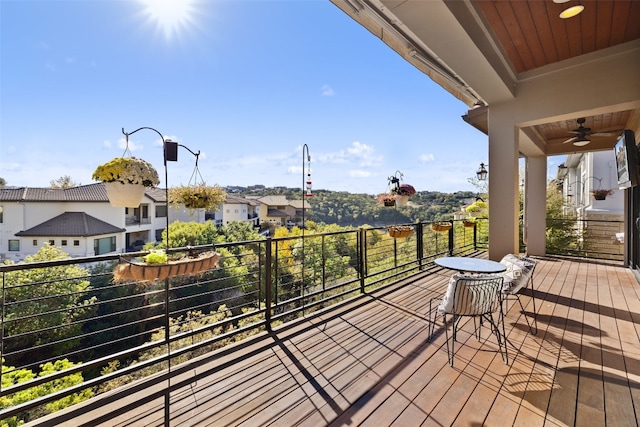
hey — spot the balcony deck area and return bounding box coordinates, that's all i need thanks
[30,255,640,426]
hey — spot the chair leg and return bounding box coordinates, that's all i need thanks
[443,313,454,366]
[528,276,538,335]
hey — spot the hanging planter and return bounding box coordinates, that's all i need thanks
[168,184,226,211]
[113,250,220,282]
[377,193,396,207]
[92,157,160,207]
[391,182,416,206]
[590,189,614,200]
[462,218,477,228]
[388,225,414,238]
[432,222,452,232]
[465,199,488,217]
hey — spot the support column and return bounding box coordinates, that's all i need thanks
[488,107,520,260]
[524,156,547,256]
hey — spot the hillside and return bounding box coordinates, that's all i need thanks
[230,185,479,227]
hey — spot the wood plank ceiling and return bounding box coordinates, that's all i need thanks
[473,0,640,151]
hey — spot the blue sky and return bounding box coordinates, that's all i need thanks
[1,0,556,194]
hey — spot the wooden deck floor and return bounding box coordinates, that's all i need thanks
[30,256,640,427]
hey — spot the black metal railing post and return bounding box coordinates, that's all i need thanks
[265,237,272,332]
[359,228,366,293]
[416,222,424,269]
[448,220,454,255]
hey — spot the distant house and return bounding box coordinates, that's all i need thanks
[0,183,235,262]
[208,194,260,227]
[557,151,623,216]
[557,150,624,253]
[245,195,310,228]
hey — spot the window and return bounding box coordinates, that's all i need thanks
[0,206,3,223]
[156,205,167,218]
[61,240,67,246]
[155,229,164,241]
[8,240,19,251]
[142,205,149,219]
[94,236,116,255]
[33,239,38,246]
[74,240,80,246]
[49,240,55,246]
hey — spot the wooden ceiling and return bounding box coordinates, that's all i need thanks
[473,0,640,152]
[475,1,640,75]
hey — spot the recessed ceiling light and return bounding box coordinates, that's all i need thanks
[560,5,584,19]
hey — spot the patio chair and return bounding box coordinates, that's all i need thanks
[499,254,538,335]
[429,274,508,367]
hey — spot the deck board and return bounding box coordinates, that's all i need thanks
[24,256,640,427]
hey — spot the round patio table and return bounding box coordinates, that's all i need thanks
[434,257,506,274]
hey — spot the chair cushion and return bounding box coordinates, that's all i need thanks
[499,254,536,294]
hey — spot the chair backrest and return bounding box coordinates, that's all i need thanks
[499,254,536,294]
[439,274,504,316]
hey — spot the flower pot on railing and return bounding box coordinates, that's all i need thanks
[92,157,160,207]
[462,219,476,228]
[432,222,452,232]
[388,225,414,238]
[113,250,220,282]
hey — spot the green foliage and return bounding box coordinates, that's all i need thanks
[143,251,168,264]
[545,181,581,253]
[0,358,92,427]
[3,244,95,366]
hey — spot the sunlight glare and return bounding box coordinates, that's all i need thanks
[140,0,196,41]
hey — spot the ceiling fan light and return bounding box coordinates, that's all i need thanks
[560,5,584,19]
[553,0,570,3]
[573,137,590,147]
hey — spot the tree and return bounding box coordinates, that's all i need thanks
[0,177,6,188]
[50,175,78,189]
[0,358,92,427]
[3,244,95,367]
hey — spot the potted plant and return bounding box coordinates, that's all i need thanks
[377,193,396,207]
[392,183,417,206]
[113,249,220,282]
[432,221,452,232]
[168,184,226,211]
[465,199,488,217]
[462,218,477,227]
[590,188,614,200]
[387,225,414,238]
[92,157,160,207]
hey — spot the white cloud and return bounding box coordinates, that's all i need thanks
[419,153,435,163]
[321,84,335,96]
[117,137,143,152]
[319,141,382,168]
[349,170,371,178]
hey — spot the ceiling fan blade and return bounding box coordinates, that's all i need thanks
[563,136,578,144]
[590,132,618,137]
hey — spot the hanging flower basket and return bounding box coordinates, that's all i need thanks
[432,222,452,232]
[388,225,414,238]
[103,182,147,208]
[590,189,613,200]
[168,184,226,211]
[465,199,488,218]
[462,219,477,228]
[113,251,220,282]
[395,195,410,206]
[93,157,160,207]
[377,193,396,207]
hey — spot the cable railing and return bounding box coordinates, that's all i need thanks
[546,217,624,261]
[4,214,625,424]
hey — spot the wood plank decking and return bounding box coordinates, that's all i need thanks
[29,256,640,426]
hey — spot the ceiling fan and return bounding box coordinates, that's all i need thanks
[563,117,622,147]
